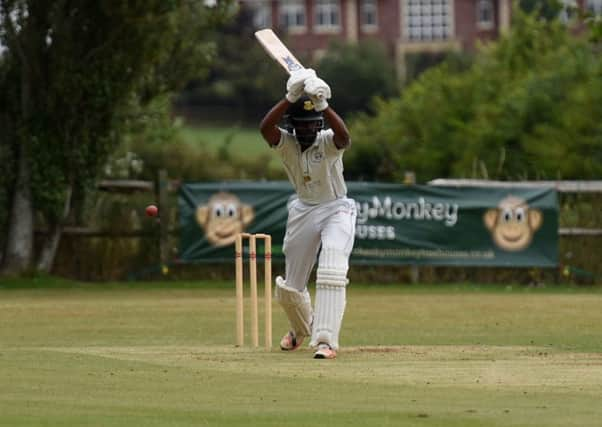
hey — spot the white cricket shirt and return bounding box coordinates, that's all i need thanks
[274,128,348,205]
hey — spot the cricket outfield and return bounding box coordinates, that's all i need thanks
[1,279,601,426]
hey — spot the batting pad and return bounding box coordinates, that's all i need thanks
[310,248,349,350]
[275,276,313,338]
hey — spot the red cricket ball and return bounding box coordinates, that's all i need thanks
[145,204,159,217]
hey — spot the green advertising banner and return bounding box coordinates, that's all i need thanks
[179,181,558,267]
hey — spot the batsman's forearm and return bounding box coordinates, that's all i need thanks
[323,107,350,148]
[260,98,291,146]
[260,99,290,130]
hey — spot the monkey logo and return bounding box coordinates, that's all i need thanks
[303,100,315,111]
[484,196,543,252]
[195,192,254,247]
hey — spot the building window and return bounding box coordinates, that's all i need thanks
[586,0,602,14]
[280,0,306,31]
[315,0,341,31]
[247,0,271,29]
[476,0,494,30]
[361,0,378,30]
[404,0,452,41]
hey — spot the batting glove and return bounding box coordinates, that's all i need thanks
[286,68,316,103]
[305,77,331,111]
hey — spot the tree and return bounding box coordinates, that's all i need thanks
[346,9,602,182]
[175,4,285,123]
[582,6,602,44]
[0,0,232,275]
[519,0,563,20]
[316,40,399,119]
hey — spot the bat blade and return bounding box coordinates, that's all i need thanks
[254,29,304,74]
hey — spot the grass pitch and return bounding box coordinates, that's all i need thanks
[1,279,602,426]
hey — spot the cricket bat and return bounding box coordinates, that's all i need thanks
[254,29,304,74]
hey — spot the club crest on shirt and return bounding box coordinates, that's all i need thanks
[311,150,323,163]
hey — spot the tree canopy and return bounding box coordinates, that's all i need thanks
[346,10,602,182]
[175,5,286,123]
[315,39,398,119]
[0,0,232,274]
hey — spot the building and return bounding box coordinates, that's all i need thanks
[242,0,602,79]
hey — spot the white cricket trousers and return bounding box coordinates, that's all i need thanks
[282,197,356,292]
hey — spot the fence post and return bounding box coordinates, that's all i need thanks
[404,171,420,284]
[158,169,169,269]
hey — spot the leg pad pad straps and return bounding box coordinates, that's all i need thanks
[315,246,349,286]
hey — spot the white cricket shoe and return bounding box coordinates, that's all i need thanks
[313,343,337,359]
[280,331,304,351]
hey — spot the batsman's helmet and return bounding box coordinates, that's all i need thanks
[283,97,324,146]
[285,96,324,125]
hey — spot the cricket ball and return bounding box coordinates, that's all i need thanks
[145,204,159,217]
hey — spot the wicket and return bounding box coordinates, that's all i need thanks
[235,233,272,349]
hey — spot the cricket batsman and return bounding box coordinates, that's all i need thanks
[259,69,357,359]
